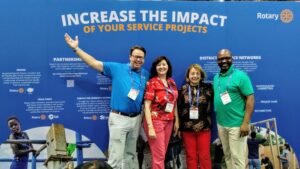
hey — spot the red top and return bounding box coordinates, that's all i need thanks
[144,77,178,121]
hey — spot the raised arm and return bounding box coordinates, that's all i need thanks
[64,33,104,72]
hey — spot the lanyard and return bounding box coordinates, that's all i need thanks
[218,69,234,92]
[159,78,174,102]
[188,85,200,108]
[128,64,143,89]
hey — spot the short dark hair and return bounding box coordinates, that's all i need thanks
[264,156,270,162]
[284,143,291,151]
[250,131,256,139]
[130,45,146,56]
[75,160,112,169]
[7,116,20,123]
[150,56,172,79]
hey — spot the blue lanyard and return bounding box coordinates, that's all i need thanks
[188,85,200,108]
[128,64,142,89]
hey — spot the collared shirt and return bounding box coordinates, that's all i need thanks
[103,62,149,114]
[213,65,254,127]
[178,82,213,132]
[144,77,178,121]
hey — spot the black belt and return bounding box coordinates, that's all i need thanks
[111,110,140,118]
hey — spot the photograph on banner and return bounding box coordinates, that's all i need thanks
[0,123,105,169]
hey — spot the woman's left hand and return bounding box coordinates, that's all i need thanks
[174,119,179,136]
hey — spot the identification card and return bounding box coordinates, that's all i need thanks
[165,102,174,113]
[189,107,199,119]
[220,91,231,105]
[128,88,139,101]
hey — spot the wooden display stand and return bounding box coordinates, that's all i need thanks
[44,123,72,169]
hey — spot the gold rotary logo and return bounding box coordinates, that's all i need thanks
[40,114,46,120]
[280,9,293,23]
[18,88,25,93]
[92,115,98,120]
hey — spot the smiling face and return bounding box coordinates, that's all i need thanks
[8,119,21,134]
[217,49,232,73]
[129,49,145,70]
[188,67,201,86]
[156,59,169,77]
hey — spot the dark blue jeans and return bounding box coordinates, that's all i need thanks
[248,158,261,169]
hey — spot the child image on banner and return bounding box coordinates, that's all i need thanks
[7,116,37,169]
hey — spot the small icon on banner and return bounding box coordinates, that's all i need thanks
[92,115,97,120]
[40,114,46,120]
[27,87,34,94]
[67,80,74,87]
[280,9,293,23]
[18,88,25,93]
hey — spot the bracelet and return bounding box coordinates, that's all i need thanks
[73,46,79,52]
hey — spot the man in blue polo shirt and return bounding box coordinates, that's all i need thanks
[213,49,255,169]
[64,33,149,169]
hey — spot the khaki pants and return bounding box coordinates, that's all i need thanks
[217,124,247,169]
[107,112,141,169]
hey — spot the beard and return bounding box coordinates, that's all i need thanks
[218,61,232,73]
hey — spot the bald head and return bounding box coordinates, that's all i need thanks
[217,49,232,58]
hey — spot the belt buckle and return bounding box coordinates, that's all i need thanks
[128,113,135,117]
[112,110,121,115]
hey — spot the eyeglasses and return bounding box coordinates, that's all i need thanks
[217,56,231,61]
[131,55,145,60]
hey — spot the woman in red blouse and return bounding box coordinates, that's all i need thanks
[178,64,213,169]
[143,56,179,169]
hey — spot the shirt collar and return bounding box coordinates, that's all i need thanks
[128,63,141,73]
[219,65,234,77]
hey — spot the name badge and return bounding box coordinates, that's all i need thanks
[165,102,174,113]
[189,107,198,119]
[128,88,139,101]
[220,91,231,105]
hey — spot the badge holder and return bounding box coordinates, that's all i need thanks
[165,102,174,113]
[128,88,139,101]
[220,91,231,105]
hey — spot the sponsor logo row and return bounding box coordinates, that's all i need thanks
[31,114,59,120]
[31,114,109,120]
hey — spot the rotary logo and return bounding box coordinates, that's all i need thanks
[40,114,46,120]
[92,115,98,120]
[18,88,25,93]
[280,9,293,23]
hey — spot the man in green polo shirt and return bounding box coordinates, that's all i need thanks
[213,49,255,169]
